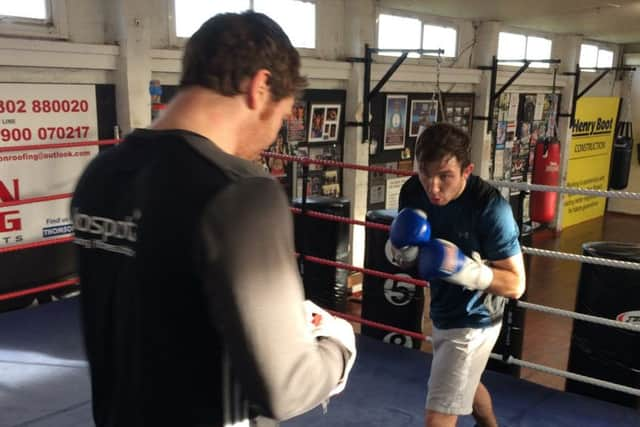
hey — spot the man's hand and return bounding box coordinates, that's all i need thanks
[303,300,356,396]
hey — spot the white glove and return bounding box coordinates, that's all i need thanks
[303,300,356,396]
[384,239,419,269]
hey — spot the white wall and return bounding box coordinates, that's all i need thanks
[1,1,616,127]
[0,38,117,84]
[66,0,107,44]
[0,0,115,85]
[150,0,172,49]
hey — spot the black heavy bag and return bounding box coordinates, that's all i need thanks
[566,242,640,408]
[360,210,425,350]
[609,122,633,190]
[293,196,350,312]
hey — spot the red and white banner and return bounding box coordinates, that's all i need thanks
[0,83,99,248]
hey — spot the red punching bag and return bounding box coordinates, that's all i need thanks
[531,138,560,223]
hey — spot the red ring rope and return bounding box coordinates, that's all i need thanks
[1,140,423,300]
[299,254,428,288]
[262,151,416,177]
[327,309,428,341]
[0,274,427,344]
[290,207,391,231]
[0,139,120,153]
[0,249,428,301]
[0,192,72,208]
[0,278,79,302]
[0,237,74,254]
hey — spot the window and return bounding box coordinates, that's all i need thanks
[175,0,249,38]
[0,1,47,19]
[423,24,457,58]
[497,32,526,65]
[498,32,552,68]
[378,13,458,58]
[254,0,315,49]
[580,44,614,69]
[0,0,68,39]
[173,0,315,48]
[378,14,421,57]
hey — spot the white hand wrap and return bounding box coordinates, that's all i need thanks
[303,300,356,396]
[446,251,493,291]
[384,239,419,269]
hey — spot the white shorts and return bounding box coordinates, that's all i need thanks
[426,322,502,415]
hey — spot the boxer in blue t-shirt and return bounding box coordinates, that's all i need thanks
[387,123,526,427]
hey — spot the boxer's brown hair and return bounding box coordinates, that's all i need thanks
[415,123,471,171]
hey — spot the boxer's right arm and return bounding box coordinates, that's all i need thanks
[198,178,354,421]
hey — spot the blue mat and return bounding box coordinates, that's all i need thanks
[1,299,638,427]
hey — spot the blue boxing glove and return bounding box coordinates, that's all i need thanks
[385,208,431,269]
[418,239,493,291]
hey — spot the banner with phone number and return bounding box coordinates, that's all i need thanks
[0,83,99,248]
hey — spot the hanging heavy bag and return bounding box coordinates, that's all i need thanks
[531,138,561,223]
[609,121,634,190]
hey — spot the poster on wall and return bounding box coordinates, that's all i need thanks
[287,100,306,143]
[561,97,620,229]
[266,126,291,178]
[294,144,342,198]
[321,169,340,197]
[368,163,389,206]
[409,100,438,136]
[442,93,474,135]
[0,83,99,249]
[383,95,407,150]
[385,176,411,210]
[368,162,397,208]
[308,146,326,171]
[493,121,507,179]
[308,104,341,142]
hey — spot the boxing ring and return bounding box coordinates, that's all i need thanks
[1,140,640,426]
[1,298,639,426]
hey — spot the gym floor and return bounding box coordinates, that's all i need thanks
[348,211,640,391]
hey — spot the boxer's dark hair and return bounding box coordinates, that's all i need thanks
[180,11,307,100]
[415,123,471,171]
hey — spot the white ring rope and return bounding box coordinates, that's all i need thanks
[517,300,640,333]
[283,165,640,395]
[489,354,640,397]
[414,336,640,396]
[521,246,640,270]
[488,180,640,200]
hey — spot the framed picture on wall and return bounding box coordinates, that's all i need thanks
[383,95,408,150]
[287,100,307,143]
[409,99,438,136]
[442,93,475,136]
[308,103,341,142]
[308,146,325,170]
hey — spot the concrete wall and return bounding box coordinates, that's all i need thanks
[0,0,621,127]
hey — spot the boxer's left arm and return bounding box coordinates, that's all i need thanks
[482,254,526,299]
[478,196,526,299]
